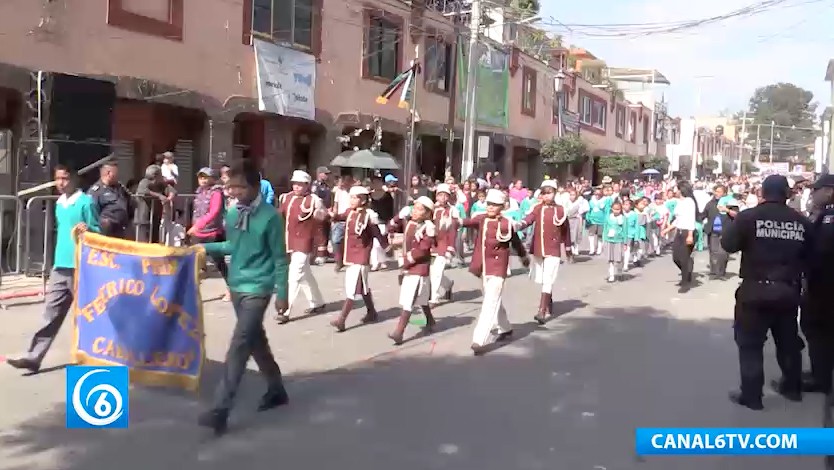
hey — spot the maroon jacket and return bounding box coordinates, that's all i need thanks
[431,204,459,256]
[388,216,434,276]
[462,214,527,278]
[518,202,572,258]
[278,192,325,254]
[333,208,387,266]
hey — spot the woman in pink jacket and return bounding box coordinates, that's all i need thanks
[188,167,229,300]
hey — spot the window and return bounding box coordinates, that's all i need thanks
[580,96,592,124]
[628,112,637,142]
[643,118,650,143]
[424,35,452,93]
[615,105,626,137]
[365,13,401,81]
[521,66,537,117]
[592,101,605,129]
[251,0,314,48]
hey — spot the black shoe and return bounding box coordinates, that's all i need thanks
[257,388,289,412]
[274,314,290,324]
[496,331,513,342]
[802,377,831,394]
[6,357,40,373]
[728,390,764,410]
[198,409,229,436]
[304,305,325,315]
[470,343,486,356]
[770,379,802,402]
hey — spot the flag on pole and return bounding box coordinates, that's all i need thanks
[375,62,419,108]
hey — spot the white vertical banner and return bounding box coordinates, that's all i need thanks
[254,39,316,120]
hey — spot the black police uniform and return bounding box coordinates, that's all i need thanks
[720,175,814,409]
[801,175,834,394]
[88,181,133,238]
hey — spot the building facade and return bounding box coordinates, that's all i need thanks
[0,0,677,195]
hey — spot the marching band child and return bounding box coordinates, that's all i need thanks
[462,189,529,355]
[602,201,626,283]
[387,196,437,344]
[329,186,388,332]
[429,184,460,305]
[516,180,571,324]
[631,198,650,267]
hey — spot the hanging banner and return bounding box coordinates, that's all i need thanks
[254,39,316,120]
[456,42,509,128]
[71,232,205,392]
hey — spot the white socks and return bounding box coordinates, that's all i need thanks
[607,263,617,281]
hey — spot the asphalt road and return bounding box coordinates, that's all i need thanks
[0,251,826,470]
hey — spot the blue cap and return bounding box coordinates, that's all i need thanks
[384,174,398,183]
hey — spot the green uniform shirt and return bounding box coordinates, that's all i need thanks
[602,213,627,243]
[204,201,289,300]
[55,192,101,269]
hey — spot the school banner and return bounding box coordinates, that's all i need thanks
[456,41,510,128]
[71,231,205,392]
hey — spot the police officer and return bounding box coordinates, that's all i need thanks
[800,174,834,394]
[721,174,814,410]
[88,162,133,238]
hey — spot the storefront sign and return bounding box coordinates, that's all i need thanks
[254,39,316,120]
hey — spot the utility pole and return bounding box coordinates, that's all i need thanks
[768,120,775,165]
[403,45,420,201]
[755,124,761,163]
[460,0,481,180]
[736,112,752,176]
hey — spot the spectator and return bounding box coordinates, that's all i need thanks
[160,151,179,186]
[135,165,177,243]
[259,173,275,206]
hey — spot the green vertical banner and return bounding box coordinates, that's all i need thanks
[456,42,510,128]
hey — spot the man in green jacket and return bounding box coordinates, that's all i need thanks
[197,159,290,436]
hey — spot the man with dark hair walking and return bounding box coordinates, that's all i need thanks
[197,159,290,435]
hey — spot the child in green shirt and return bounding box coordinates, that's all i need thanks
[602,201,626,282]
[198,159,290,436]
[6,165,101,373]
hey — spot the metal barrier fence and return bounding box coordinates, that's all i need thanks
[0,193,201,294]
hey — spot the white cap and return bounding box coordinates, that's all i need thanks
[434,183,451,195]
[540,180,557,190]
[290,170,311,184]
[415,196,435,212]
[601,176,613,184]
[349,186,369,197]
[485,189,506,205]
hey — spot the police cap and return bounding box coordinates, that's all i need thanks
[812,174,834,190]
[761,175,790,201]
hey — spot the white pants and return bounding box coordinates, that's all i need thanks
[530,255,561,294]
[344,264,370,300]
[288,251,324,309]
[399,274,430,311]
[472,275,512,347]
[429,256,453,303]
[370,223,388,268]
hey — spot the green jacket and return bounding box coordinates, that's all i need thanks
[586,196,607,226]
[624,211,639,240]
[602,213,627,243]
[204,200,289,299]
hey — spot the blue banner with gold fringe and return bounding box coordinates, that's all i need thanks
[71,231,205,392]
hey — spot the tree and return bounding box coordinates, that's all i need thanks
[598,155,638,179]
[540,134,587,164]
[643,155,669,173]
[745,83,818,162]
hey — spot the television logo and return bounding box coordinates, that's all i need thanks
[66,365,129,428]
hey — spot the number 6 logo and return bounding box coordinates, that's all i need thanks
[71,368,124,427]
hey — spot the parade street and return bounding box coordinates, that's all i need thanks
[0,252,825,470]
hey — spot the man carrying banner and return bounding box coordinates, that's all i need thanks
[274,170,327,324]
[197,159,290,436]
[7,165,101,372]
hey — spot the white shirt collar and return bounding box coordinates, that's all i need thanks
[57,190,82,208]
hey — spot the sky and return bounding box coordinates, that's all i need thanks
[538,0,834,119]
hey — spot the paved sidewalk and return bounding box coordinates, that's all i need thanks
[0,252,825,470]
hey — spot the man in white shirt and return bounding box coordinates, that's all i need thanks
[662,181,698,292]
